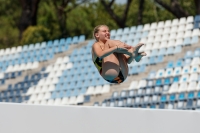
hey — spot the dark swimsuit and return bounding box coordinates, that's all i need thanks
[93,56,125,84]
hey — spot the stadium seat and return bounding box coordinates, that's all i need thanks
[185,99,194,109]
[177,101,184,109]
[194,49,200,57]
[191,57,200,65]
[183,37,191,46]
[164,77,172,85]
[182,66,190,75]
[179,74,189,83]
[136,25,143,32]
[157,21,164,28]
[186,16,194,23]
[169,83,179,94]
[120,90,128,99]
[137,80,147,89]
[158,48,166,56]
[188,91,196,99]
[164,20,171,27]
[143,24,150,31]
[134,97,141,106]
[191,36,199,44]
[129,26,136,33]
[160,94,168,103]
[142,96,150,104]
[178,82,188,92]
[168,93,177,103]
[128,89,136,98]
[191,65,200,73]
[126,97,134,107]
[123,27,130,34]
[164,68,173,77]
[156,69,165,79]
[151,95,159,104]
[155,78,163,86]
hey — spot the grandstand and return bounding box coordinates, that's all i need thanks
[0,15,200,111]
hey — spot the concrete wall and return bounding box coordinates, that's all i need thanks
[0,103,200,133]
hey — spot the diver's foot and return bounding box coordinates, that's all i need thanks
[135,52,147,62]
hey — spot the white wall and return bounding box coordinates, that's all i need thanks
[0,103,200,133]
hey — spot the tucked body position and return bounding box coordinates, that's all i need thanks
[92,25,146,84]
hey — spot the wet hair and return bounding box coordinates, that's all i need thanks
[93,25,109,41]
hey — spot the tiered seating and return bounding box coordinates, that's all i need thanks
[111,16,199,75]
[0,35,86,104]
[96,47,200,110]
[0,15,200,109]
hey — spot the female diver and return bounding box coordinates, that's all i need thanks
[92,25,146,84]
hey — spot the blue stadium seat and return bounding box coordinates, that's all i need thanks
[174,46,182,53]
[80,87,87,94]
[183,37,191,46]
[191,36,199,44]
[142,31,149,38]
[194,15,200,22]
[116,28,123,36]
[184,58,192,66]
[194,22,200,29]
[173,76,179,83]
[130,26,136,33]
[194,49,200,57]
[22,45,29,52]
[79,35,85,42]
[175,59,183,67]
[166,47,174,55]
[66,37,72,45]
[123,27,130,34]
[28,44,35,51]
[40,42,46,48]
[184,51,193,59]
[157,55,163,63]
[188,91,195,99]
[138,64,146,73]
[34,43,40,50]
[47,40,53,47]
[168,93,177,102]
[164,76,172,84]
[149,56,157,65]
[155,78,163,86]
[166,61,174,68]
[59,38,65,45]
[130,66,139,75]
[135,32,142,39]
[160,94,168,103]
[185,99,195,109]
[159,103,166,109]
[132,38,140,46]
[150,104,156,109]
[53,39,59,46]
[150,49,159,57]
[65,90,71,97]
[178,92,186,101]
[72,36,79,44]
[158,48,166,56]
[136,25,143,32]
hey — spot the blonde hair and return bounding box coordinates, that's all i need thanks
[93,25,109,41]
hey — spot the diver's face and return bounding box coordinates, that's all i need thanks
[95,26,110,42]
